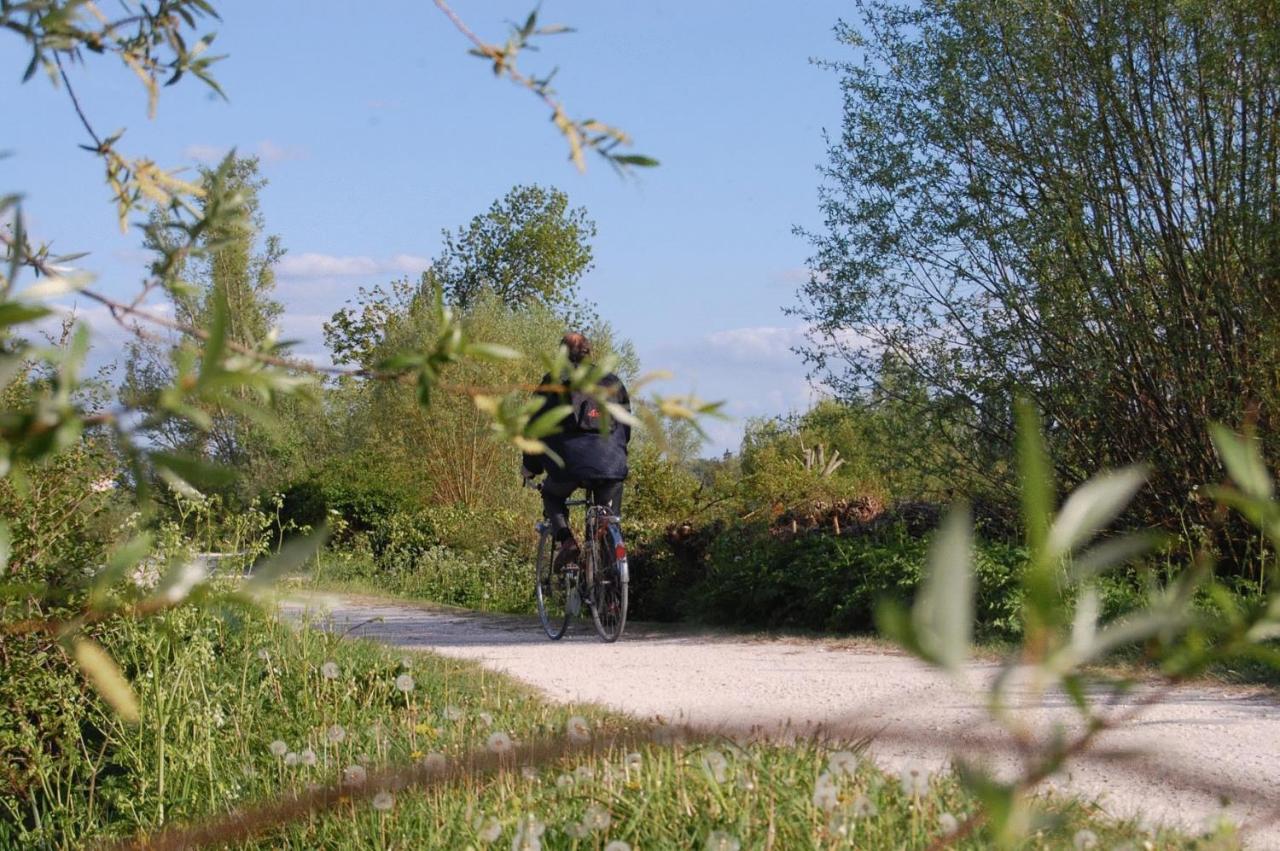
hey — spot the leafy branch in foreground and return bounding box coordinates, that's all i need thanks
[880,401,1280,848]
[432,0,659,174]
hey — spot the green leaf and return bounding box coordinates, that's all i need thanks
[0,301,51,328]
[611,154,660,168]
[526,404,573,439]
[152,452,235,490]
[912,504,973,671]
[1210,424,1274,501]
[200,287,229,378]
[1045,466,1147,559]
[243,529,329,595]
[463,342,523,362]
[1068,531,1164,582]
[0,521,10,574]
[91,532,155,606]
[1015,399,1052,557]
[955,762,1026,847]
[72,638,140,723]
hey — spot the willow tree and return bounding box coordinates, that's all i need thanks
[797,0,1280,559]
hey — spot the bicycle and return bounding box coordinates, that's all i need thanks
[532,484,629,642]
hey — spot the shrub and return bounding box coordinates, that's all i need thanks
[633,519,1028,639]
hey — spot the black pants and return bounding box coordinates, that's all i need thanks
[542,479,623,542]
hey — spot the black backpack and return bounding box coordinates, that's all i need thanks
[568,388,603,433]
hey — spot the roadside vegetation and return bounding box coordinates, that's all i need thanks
[4,587,1219,849]
[3,0,1279,848]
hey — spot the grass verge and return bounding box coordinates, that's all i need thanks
[5,589,1238,849]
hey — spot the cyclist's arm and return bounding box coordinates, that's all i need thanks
[609,376,632,449]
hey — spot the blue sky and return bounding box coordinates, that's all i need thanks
[2,1,854,454]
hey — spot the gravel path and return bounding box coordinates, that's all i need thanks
[281,592,1280,846]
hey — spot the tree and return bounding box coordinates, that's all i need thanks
[429,184,596,316]
[120,155,297,496]
[795,0,1280,558]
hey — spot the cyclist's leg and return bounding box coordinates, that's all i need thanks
[588,479,623,517]
[541,479,578,542]
[542,478,582,567]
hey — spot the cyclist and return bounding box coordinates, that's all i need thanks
[521,332,631,570]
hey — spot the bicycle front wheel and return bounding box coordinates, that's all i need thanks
[589,520,629,642]
[535,529,571,640]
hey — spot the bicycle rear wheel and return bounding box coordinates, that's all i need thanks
[535,529,571,640]
[589,520,628,642]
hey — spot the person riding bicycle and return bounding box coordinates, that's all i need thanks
[521,332,631,571]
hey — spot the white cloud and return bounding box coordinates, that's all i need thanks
[182,140,308,165]
[255,140,308,163]
[276,252,429,279]
[705,325,808,362]
[641,324,836,456]
[183,144,228,163]
[278,254,380,278]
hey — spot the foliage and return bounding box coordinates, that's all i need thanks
[0,590,1197,849]
[629,519,1026,634]
[430,184,596,318]
[876,406,1280,846]
[0,0,711,775]
[121,155,302,501]
[796,0,1280,566]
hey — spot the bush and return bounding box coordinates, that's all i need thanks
[312,508,534,613]
[633,519,1027,639]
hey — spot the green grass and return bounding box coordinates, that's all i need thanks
[309,546,534,615]
[2,588,1235,850]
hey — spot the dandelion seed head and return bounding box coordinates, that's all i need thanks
[444,705,464,721]
[478,711,494,727]
[423,751,447,773]
[395,673,415,693]
[1073,829,1099,850]
[604,842,632,851]
[566,715,591,744]
[372,791,394,811]
[327,724,346,743]
[301,748,317,767]
[939,812,958,834]
[521,765,538,781]
[476,815,502,843]
[487,731,513,754]
[556,773,574,789]
[582,803,611,832]
[704,830,741,851]
[283,751,299,766]
[321,661,339,680]
[511,814,545,851]
[898,764,930,798]
[624,752,643,771]
[813,772,840,811]
[573,764,594,781]
[269,739,287,757]
[342,764,367,787]
[851,795,878,818]
[827,749,859,777]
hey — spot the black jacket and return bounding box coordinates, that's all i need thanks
[522,371,631,482]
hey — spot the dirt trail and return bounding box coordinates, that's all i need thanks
[280,592,1280,846]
